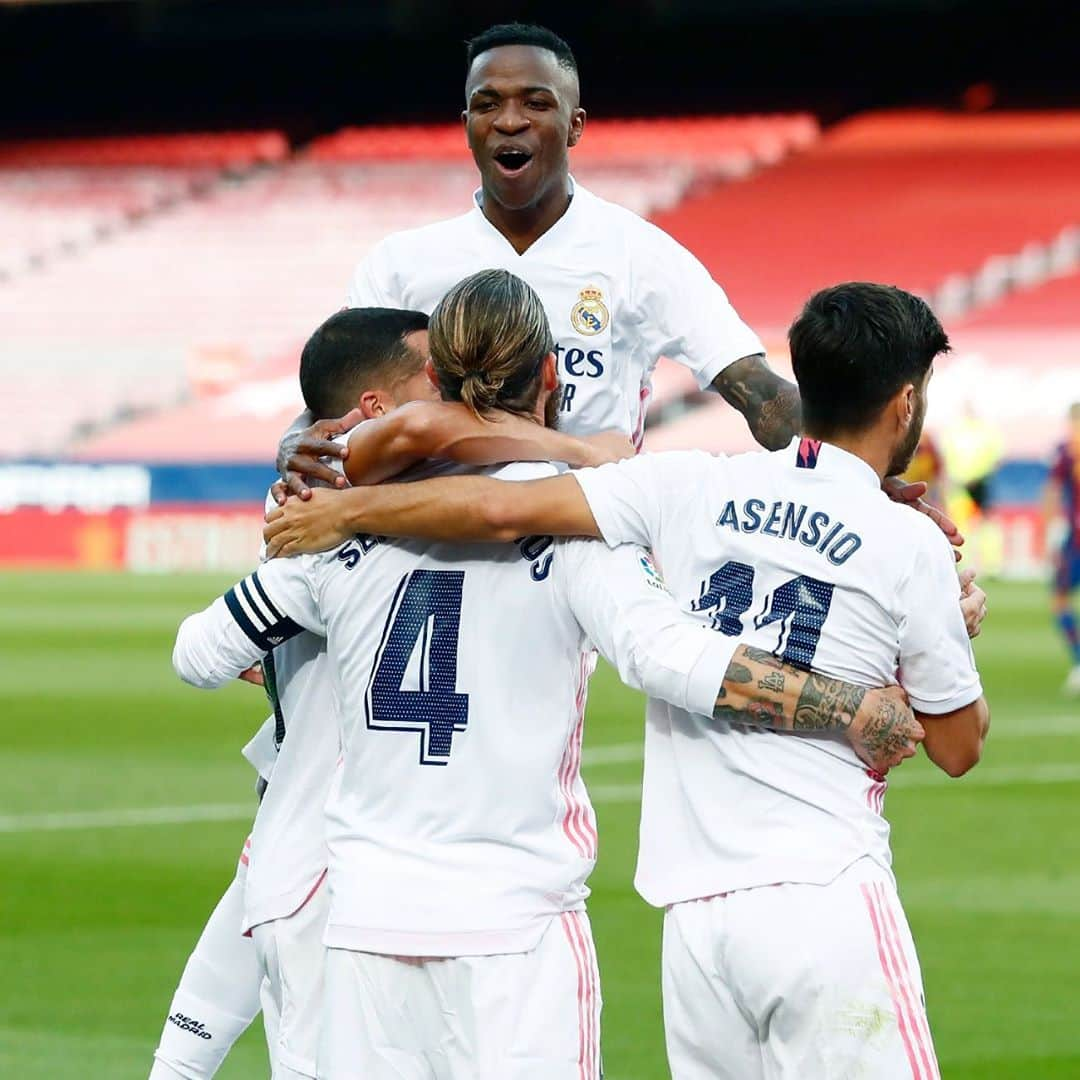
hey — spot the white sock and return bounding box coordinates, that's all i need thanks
[148,873,263,1079]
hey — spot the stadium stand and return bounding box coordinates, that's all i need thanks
[650,110,1080,338]
[0,117,815,461]
[0,132,290,280]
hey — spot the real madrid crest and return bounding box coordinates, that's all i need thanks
[570,286,610,337]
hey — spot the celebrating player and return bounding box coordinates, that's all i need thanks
[177,271,922,1079]
[150,306,634,1080]
[1045,401,1080,693]
[265,281,990,1078]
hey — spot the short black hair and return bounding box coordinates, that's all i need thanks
[789,283,950,437]
[299,308,428,419]
[465,23,577,75]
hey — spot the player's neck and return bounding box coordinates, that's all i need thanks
[808,430,891,482]
[481,178,572,255]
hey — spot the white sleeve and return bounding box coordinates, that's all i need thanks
[572,450,719,548]
[345,241,397,308]
[897,527,983,714]
[632,224,765,389]
[172,560,323,689]
[558,539,737,716]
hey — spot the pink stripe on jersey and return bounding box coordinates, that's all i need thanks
[560,914,589,1080]
[865,769,888,815]
[559,653,597,859]
[577,913,602,1077]
[565,913,600,1079]
[876,883,940,1079]
[631,385,651,452]
[861,883,925,1078]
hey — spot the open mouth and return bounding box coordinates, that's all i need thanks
[493,148,534,176]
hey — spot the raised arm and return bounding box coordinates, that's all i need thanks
[710,354,802,451]
[342,401,630,487]
[264,473,600,557]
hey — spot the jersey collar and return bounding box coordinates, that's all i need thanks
[470,175,581,256]
[788,436,881,490]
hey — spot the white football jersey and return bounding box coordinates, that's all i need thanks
[173,463,738,957]
[573,438,983,908]
[346,180,763,444]
[227,489,338,932]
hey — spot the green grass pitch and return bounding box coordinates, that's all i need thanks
[1,571,1078,1078]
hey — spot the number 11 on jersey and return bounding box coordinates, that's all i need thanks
[365,569,470,765]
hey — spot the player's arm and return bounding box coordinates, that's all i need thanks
[172,563,321,689]
[263,450,693,558]
[342,401,632,487]
[710,354,802,451]
[264,473,600,556]
[898,527,990,777]
[916,697,991,778]
[560,541,922,773]
[1043,449,1066,526]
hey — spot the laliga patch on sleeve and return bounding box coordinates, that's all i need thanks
[638,548,669,592]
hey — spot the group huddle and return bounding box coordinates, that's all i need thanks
[148,22,989,1080]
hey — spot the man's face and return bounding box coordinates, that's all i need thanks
[391,330,441,407]
[887,368,932,476]
[463,45,585,213]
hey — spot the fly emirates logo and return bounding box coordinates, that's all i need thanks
[555,343,605,413]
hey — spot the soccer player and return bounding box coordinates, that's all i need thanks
[178,271,922,1080]
[151,306,626,1080]
[278,21,957,553]
[264,281,990,1078]
[1045,401,1080,693]
[274,21,793,500]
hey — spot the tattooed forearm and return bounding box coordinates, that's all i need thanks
[793,673,864,733]
[714,645,859,733]
[711,354,802,451]
[710,646,923,773]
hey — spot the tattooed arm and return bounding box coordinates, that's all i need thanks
[711,354,802,451]
[715,645,924,773]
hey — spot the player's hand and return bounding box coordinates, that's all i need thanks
[848,685,924,774]
[882,477,963,555]
[958,568,988,639]
[264,489,354,558]
[580,431,636,466]
[238,664,265,687]
[274,408,364,504]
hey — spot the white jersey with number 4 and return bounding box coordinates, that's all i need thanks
[173,463,738,957]
[573,438,982,908]
[346,179,763,443]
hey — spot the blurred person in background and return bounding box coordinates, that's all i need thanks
[903,429,946,508]
[1045,401,1080,694]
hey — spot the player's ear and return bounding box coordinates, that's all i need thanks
[897,384,916,430]
[358,390,386,420]
[541,352,559,391]
[425,358,440,391]
[568,108,586,148]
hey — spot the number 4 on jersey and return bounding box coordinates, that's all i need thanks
[691,559,834,668]
[365,569,470,765]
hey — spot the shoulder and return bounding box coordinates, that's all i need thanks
[368,209,478,262]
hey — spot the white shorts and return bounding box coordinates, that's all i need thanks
[319,910,602,1080]
[251,873,329,1079]
[662,858,940,1080]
